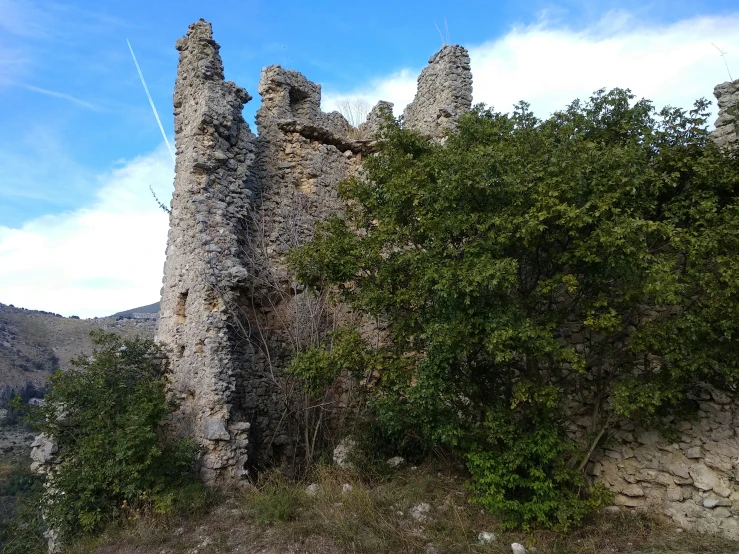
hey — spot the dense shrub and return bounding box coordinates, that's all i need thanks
[31,331,201,541]
[289,90,739,529]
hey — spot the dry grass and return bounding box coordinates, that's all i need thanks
[64,462,739,554]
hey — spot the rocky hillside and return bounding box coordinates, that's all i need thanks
[0,303,156,404]
[110,302,160,320]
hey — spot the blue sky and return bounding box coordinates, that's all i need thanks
[1,0,738,317]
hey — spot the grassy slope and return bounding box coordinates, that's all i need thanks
[67,464,738,554]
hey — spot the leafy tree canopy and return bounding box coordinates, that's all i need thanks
[289,89,739,529]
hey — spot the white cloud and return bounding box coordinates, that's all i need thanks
[322,69,418,119]
[322,12,739,124]
[0,146,173,318]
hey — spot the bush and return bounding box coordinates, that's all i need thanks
[31,330,200,541]
[466,407,612,530]
[290,90,739,529]
[0,466,45,554]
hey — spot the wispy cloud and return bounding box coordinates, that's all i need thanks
[0,0,49,38]
[323,12,739,124]
[0,146,174,318]
[20,84,100,111]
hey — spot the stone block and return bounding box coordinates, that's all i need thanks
[204,418,230,441]
[614,494,644,507]
[655,472,674,486]
[684,446,703,459]
[605,449,622,460]
[620,484,645,497]
[710,389,732,404]
[666,487,683,502]
[689,464,721,491]
[637,430,661,446]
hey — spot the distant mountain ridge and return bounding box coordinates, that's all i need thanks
[110,302,160,319]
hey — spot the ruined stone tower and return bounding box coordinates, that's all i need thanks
[157,20,473,483]
[156,20,739,541]
[403,45,473,136]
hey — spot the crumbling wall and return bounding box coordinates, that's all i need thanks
[241,66,373,465]
[156,20,254,483]
[585,389,739,540]
[403,44,473,137]
[713,79,739,148]
[156,21,738,541]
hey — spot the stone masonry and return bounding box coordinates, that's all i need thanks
[156,20,738,539]
[403,45,472,137]
[157,20,255,483]
[582,388,739,540]
[157,21,473,484]
[713,79,739,148]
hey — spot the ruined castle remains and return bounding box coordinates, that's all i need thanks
[157,19,472,483]
[154,20,739,538]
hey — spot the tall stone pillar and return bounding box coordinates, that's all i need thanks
[156,20,255,483]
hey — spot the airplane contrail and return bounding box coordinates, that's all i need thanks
[126,39,175,161]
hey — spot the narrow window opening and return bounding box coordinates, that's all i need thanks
[176,290,188,324]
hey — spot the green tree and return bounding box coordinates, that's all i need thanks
[289,89,739,529]
[32,330,201,540]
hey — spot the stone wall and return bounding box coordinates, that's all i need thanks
[157,21,473,482]
[403,44,472,137]
[236,64,367,466]
[713,79,739,148]
[582,389,739,540]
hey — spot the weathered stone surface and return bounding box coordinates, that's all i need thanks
[614,494,644,507]
[665,486,683,502]
[410,502,431,521]
[29,433,57,469]
[333,438,356,469]
[157,19,255,484]
[360,100,394,137]
[387,456,406,468]
[690,465,722,491]
[306,483,320,496]
[203,418,230,441]
[713,79,739,149]
[403,45,472,138]
[620,484,645,497]
[685,446,703,459]
[477,531,496,544]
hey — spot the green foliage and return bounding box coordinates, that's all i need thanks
[467,407,611,531]
[0,467,46,554]
[31,330,200,540]
[2,396,27,427]
[290,89,739,529]
[286,328,372,397]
